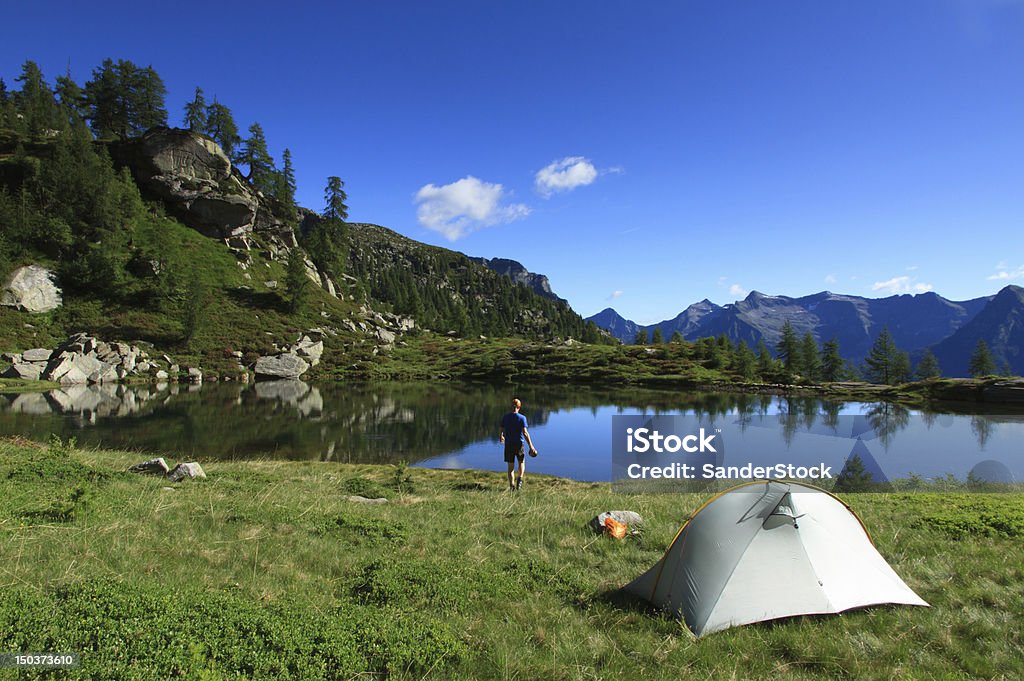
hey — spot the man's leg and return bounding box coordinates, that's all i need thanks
[507,461,515,490]
[516,457,526,490]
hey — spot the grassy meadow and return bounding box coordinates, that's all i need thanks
[0,436,1022,679]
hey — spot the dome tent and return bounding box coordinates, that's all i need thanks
[624,481,928,637]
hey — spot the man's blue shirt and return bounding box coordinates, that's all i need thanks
[501,412,528,446]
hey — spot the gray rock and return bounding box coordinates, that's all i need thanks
[1,265,62,313]
[254,353,309,380]
[155,369,169,380]
[128,457,170,476]
[2,363,43,380]
[264,280,278,289]
[590,511,645,533]
[22,348,52,362]
[44,352,107,385]
[87,364,120,384]
[375,328,396,345]
[343,495,388,505]
[294,337,324,366]
[167,462,206,482]
[187,367,203,383]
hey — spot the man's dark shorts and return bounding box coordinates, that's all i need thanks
[504,441,525,463]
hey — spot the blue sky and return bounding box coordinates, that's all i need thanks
[4,1,1023,324]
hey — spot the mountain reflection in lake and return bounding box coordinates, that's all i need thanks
[0,382,1020,484]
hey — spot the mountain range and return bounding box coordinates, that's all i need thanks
[586,287,1024,377]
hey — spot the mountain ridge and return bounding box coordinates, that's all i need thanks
[587,288,1021,376]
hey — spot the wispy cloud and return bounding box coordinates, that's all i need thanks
[534,156,598,197]
[871,276,933,295]
[415,176,529,241]
[987,263,1024,281]
[728,284,748,297]
[607,290,623,301]
[824,274,837,285]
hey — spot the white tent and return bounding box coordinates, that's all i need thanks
[625,481,928,637]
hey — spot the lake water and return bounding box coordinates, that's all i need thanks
[1,381,1021,485]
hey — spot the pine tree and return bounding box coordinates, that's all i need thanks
[863,327,904,385]
[204,99,239,156]
[14,60,59,136]
[756,338,774,378]
[54,70,84,127]
[820,337,844,382]
[183,87,206,131]
[324,176,349,221]
[237,122,276,194]
[285,248,309,313]
[969,339,996,377]
[799,332,821,381]
[915,349,941,380]
[776,320,800,376]
[634,329,648,345]
[651,327,664,344]
[670,330,683,344]
[274,148,297,210]
[734,339,757,380]
[82,59,166,139]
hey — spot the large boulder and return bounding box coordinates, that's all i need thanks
[1,265,62,313]
[254,353,310,380]
[117,127,258,239]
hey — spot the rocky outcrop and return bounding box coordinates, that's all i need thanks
[3,333,189,385]
[1,265,62,313]
[128,458,170,476]
[116,127,258,239]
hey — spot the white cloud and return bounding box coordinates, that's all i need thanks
[534,156,599,197]
[415,176,530,241]
[824,274,837,285]
[728,283,747,297]
[987,264,1024,281]
[607,290,623,301]
[871,276,934,294]
[906,264,919,271]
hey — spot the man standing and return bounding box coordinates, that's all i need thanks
[500,398,538,491]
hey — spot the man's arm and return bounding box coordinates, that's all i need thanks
[523,427,537,454]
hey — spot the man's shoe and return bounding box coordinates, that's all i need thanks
[516,478,523,491]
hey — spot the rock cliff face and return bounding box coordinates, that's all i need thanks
[112,128,297,253]
[469,257,565,303]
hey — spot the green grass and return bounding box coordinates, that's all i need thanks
[1,437,1021,679]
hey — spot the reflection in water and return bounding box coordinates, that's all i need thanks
[1,382,1022,484]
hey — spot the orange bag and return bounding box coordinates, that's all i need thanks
[603,516,628,539]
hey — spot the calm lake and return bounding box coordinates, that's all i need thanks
[1,381,1021,484]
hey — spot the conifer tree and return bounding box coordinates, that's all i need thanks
[237,122,276,194]
[83,59,166,138]
[634,329,648,345]
[969,339,996,377]
[183,87,206,131]
[54,70,84,127]
[756,338,774,378]
[734,339,757,380]
[799,332,821,381]
[820,337,844,382]
[670,330,684,344]
[204,99,239,156]
[651,327,664,344]
[274,148,297,210]
[14,61,59,136]
[863,327,906,385]
[915,349,941,380]
[324,176,349,221]
[776,320,800,375]
[285,248,309,313]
